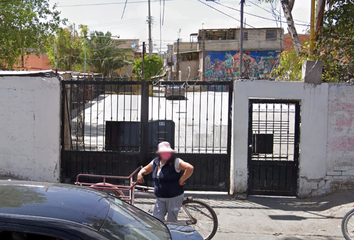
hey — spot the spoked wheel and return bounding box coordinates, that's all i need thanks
[342,209,354,240]
[179,198,218,240]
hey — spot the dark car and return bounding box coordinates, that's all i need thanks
[0,180,202,240]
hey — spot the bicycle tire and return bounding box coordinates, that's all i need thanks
[342,208,354,240]
[181,199,218,240]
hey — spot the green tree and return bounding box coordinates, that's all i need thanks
[88,31,131,77]
[46,25,85,71]
[133,55,163,80]
[317,0,354,82]
[274,0,354,82]
[272,44,309,81]
[0,0,64,69]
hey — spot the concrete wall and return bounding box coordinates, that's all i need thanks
[0,76,60,182]
[173,42,198,54]
[325,84,354,192]
[178,60,200,80]
[201,28,283,52]
[232,81,330,197]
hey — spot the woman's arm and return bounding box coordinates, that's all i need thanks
[137,162,153,183]
[178,160,194,186]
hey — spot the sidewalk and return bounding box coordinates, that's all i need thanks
[135,190,354,240]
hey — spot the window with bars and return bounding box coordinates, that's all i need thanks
[243,31,248,41]
[266,29,277,41]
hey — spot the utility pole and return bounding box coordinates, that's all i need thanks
[309,0,316,58]
[239,0,245,79]
[202,23,205,81]
[176,38,180,81]
[54,41,58,74]
[148,0,152,57]
[142,42,146,80]
[84,38,87,74]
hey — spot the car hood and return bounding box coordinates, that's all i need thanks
[167,224,203,240]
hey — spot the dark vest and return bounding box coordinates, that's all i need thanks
[152,157,184,198]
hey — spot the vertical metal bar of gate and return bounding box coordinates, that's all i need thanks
[227,82,234,158]
[140,81,149,165]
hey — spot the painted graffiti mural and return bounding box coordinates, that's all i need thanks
[204,50,280,80]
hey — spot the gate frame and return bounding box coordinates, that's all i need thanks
[60,79,234,192]
[247,99,301,196]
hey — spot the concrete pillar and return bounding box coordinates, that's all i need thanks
[302,60,323,84]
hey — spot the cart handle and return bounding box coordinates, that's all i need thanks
[76,166,142,185]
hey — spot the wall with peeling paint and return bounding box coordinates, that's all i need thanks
[326,84,354,192]
[0,76,60,182]
[232,81,354,197]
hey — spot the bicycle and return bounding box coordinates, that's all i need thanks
[75,167,218,240]
[342,207,354,240]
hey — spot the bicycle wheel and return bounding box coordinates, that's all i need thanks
[342,208,354,240]
[179,199,218,240]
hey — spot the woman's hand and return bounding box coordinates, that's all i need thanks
[137,173,145,183]
[137,162,153,183]
[178,161,194,186]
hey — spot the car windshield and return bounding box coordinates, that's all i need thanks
[100,197,171,240]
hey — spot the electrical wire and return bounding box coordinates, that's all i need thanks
[58,0,176,8]
[248,0,309,24]
[121,0,129,19]
[196,0,256,28]
[215,1,309,27]
[86,18,144,27]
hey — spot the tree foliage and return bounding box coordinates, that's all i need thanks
[272,44,309,81]
[46,25,85,71]
[46,28,131,76]
[133,55,163,80]
[273,0,354,82]
[0,0,64,69]
[88,31,131,77]
[317,0,354,82]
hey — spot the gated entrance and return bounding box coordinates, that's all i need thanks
[248,100,300,196]
[60,78,233,191]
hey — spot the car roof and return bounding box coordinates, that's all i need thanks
[0,180,110,230]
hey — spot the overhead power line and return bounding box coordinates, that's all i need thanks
[215,1,309,27]
[58,0,176,8]
[196,0,256,28]
[247,0,309,24]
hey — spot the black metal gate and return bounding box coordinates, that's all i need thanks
[60,78,233,191]
[248,100,300,196]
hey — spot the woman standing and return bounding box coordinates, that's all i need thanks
[137,141,194,222]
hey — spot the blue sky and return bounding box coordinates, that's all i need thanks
[53,0,311,52]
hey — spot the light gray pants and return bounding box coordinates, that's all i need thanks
[153,194,184,222]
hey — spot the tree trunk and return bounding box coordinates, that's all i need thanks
[281,0,302,55]
[315,0,325,38]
